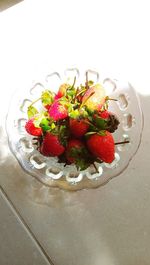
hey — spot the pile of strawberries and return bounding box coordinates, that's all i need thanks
[25,75,120,170]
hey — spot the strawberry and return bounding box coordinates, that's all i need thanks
[48,101,68,121]
[54,92,63,100]
[69,118,89,138]
[40,132,65,156]
[93,110,110,121]
[41,90,54,110]
[24,74,121,170]
[82,84,106,110]
[55,83,70,100]
[94,110,120,133]
[86,131,115,163]
[66,139,84,163]
[25,118,42,136]
[66,139,96,170]
[99,110,110,119]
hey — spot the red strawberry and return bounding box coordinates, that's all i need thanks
[87,131,115,163]
[99,110,110,119]
[69,118,89,138]
[66,139,84,163]
[40,132,65,156]
[55,83,70,100]
[54,91,63,100]
[93,110,110,122]
[25,118,42,136]
[48,101,68,121]
[44,104,51,111]
[94,110,119,133]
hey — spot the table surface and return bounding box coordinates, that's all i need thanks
[0,1,150,265]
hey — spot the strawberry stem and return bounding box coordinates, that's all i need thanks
[29,97,41,107]
[115,140,130,145]
[76,88,86,98]
[74,87,79,101]
[71,76,76,89]
[85,71,89,90]
[79,91,95,109]
[93,162,99,173]
[107,98,118,101]
[84,120,97,131]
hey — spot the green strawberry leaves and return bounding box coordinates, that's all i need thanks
[27,90,54,119]
[98,130,107,136]
[88,80,94,86]
[69,109,80,119]
[27,105,38,119]
[69,146,97,170]
[32,112,52,131]
[41,90,54,106]
[59,125,70,146]
[40,118,51,132]
[94,116,107,129]
[76,159,91,171]
[67,89,76,97]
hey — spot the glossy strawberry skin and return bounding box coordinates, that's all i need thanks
[93,110,110,122]
[82,84,106,110]
[48,101,68,121]
[87,131,115,163]
[54,91,63,100]
[25,118,42,136]
[55,83,69,100]
[69,118,89,138]
[66,139,84,163]
[40,132,65,156]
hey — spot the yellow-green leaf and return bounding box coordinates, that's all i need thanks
[27,106,38,119]
[41,90,53,105]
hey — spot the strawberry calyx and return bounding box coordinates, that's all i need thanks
[41,90,54,107]
[65,139,96,170]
